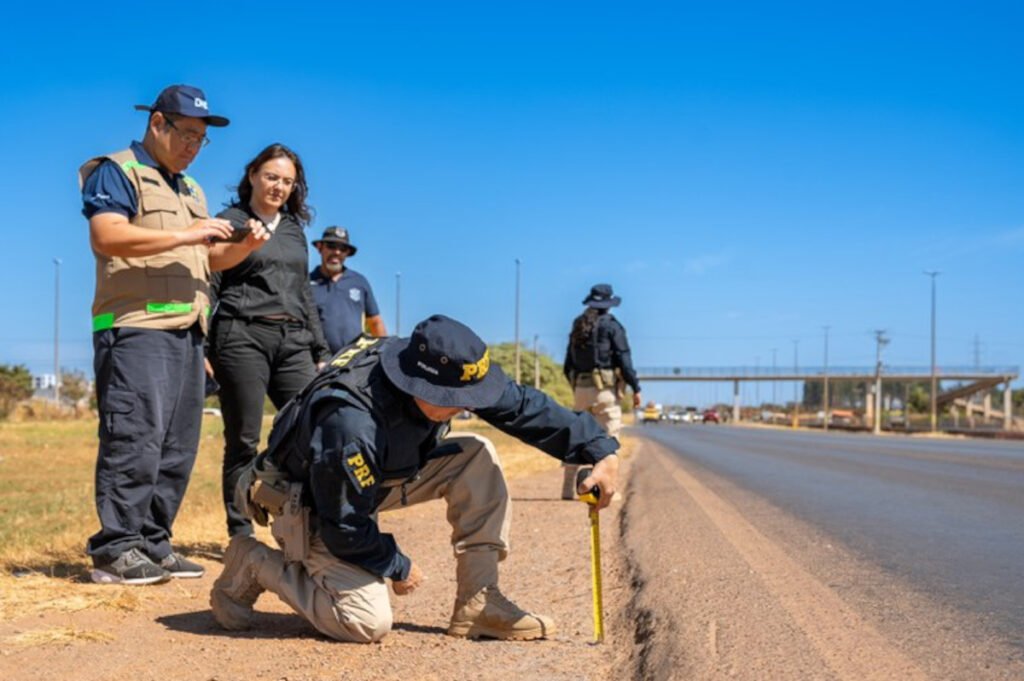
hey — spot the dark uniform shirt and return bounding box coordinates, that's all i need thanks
[211,204,330,362]
[281,342,618,581]
[309,267,381,354]
[81,141,182,219]
[563,312,641,393]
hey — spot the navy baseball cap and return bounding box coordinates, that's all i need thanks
[583,283,621,309]
[381,315,507,408]
[134,84,230,127]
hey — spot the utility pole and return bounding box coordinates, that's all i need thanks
[514,258,521,383]
[873,329,890,435]
[924,271,940,432]
[533,334,540,389]
[771,347,777,405]
[792,340,800,427]
[822,325,830,431]
[53,258,61,405]
[754,355,760,406]
[395,272,401,336]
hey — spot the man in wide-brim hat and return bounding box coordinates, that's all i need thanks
[211,314,620,643]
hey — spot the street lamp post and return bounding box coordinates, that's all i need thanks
[533,334,540,389]
[873,330,889,435]
[822,325,830,431]
[514,258,521,383]
[771,347,777,405]
[53,258,61,405]
[395,272,401,336]
[924,271,940,432]
[792,340,800,427]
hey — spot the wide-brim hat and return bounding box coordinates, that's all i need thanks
[381,315,507,409]
[134,84,230,127]
[312,226,357,255]
[583,283,621,309]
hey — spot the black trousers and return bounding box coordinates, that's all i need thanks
[87,325,204,565]
[210,317,316,537]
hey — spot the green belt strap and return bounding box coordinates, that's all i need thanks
[92,313,115,332]
[146,302,194,314]
[92,303,194,332]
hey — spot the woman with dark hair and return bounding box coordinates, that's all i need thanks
[209,143,330,537]
[561,283,641,499]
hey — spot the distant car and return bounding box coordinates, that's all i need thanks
[702,409,720,424]
[642,405,662,424]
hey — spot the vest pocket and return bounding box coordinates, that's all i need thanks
[139,193,184,230]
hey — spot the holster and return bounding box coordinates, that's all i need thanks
[269,482,310,563]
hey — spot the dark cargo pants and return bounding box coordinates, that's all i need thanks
[87,324,205,565]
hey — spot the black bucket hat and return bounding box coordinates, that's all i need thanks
[583,283,621,309]
[381,315,507,408]
[134,84,230,127]
[313,226,357,255]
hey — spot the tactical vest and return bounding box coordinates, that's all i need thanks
[79,148,212,334]
[569,313,618,373]
[262,336,450,493]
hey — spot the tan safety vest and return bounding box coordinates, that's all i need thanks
[79,148,212,334]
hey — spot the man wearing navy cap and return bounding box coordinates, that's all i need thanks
[310,226,387,354]
[211,315,620,642]
[79,85,269,585]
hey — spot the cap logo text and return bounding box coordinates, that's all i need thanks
[194,97,209,110]
[459,349,490,382]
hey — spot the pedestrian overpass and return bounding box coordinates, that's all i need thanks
[634,365,1020,430]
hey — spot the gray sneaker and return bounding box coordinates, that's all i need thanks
[91,548,171,586]
[159,552,205,578]
[210,536,270,630]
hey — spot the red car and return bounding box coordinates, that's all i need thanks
[702,409,720,424]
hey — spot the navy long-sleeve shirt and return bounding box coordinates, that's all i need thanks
[304,370,618,581]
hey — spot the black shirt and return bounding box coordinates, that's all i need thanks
[211,205,330,361]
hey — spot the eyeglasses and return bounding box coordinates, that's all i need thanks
[163,115,210,149]
[260,171,296,189]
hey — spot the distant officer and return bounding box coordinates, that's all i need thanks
[80,84,269,585]
[310,227,386,354]
[210,315,619,642]
[562,283,641,499]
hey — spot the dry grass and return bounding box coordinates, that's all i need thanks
[5,626,116,648]
[0,412,632,615]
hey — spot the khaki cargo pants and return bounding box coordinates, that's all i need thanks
[259,432,511,643]
[561,377,621,498]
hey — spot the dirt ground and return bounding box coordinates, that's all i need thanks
[0,463,636,681]
[5,434,1022,680]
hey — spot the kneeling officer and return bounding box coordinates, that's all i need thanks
[210,314,619,642]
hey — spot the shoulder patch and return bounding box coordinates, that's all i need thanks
[340,441,378,493]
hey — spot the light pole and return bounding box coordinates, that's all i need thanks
[771,347,777,405]
[873,330,889,435]
[792,340,799,427]
[394,272,401,336]
[822,325,830,431]
[754,355,760,406]
[924,271,940,432]
[514,258,521,383]
[53,258,61,405]
[533,334,540,389]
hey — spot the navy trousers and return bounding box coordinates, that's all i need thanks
[87,324,204,565]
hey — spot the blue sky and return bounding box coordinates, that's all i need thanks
[2,1,1021,406]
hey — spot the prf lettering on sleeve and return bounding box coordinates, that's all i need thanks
[346,453,376,488]
[331,336,381,368]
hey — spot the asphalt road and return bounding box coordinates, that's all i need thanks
[634,423,1024,650]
